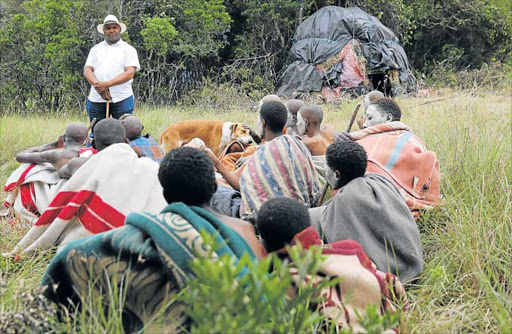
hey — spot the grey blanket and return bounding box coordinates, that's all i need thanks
[210,185,242,218]
[312,173,423,282]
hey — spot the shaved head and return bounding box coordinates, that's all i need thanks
[122,116,143,141]
[64,122,88,146]
[299,105,323,127]
[285,99,306,130]
[259,94,281,108]
[93,118,126,151]
[285,99,305,116]
[364,91,385,109]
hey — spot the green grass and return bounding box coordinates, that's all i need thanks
[0,90,511,332]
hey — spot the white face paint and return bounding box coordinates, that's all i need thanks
[256,115,265,139]
[286,111,297,128]
[364,95,372,109]
[363,105,391,128]
[296,112,306,135]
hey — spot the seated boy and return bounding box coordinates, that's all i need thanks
[3,122,89,223]
[295,104,333,179]
[121,115,164,162]
[341,98,441,218]
[284,99,305,136]
[15,122,89,171]
[297,105,332,156]
[43,147,262,332]
[256,197,407,332]
[309,141,423,282]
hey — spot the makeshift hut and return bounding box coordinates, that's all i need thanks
[277,6,417,101]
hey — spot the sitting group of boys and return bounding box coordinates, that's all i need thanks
[3,91,440,332]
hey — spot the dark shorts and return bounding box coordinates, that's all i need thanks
[86,96,134,123]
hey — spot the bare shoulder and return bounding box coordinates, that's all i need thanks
[212,211,264,258]
[220,215,256,233]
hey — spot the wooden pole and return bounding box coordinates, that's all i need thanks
[106,100,110,118]
[87,118,97,133]
[316,102,362,207]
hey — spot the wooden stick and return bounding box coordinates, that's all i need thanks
[87,118,97,133]
[106,100,110,118]
[316,102,362,207]
[346,102,361,132]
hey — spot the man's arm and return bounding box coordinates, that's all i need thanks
[84,66,99,86]
[84,66,112,100]
[16,149,60,165]
[205,149,241,191]
[58,157,89,179]
[93,67,137,94]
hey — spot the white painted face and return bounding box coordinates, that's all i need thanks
[324,161,340,189]
[256,115,265,139]
[363,105,391,128]
[286,110,297,128]
[296,112,306,135]
[364,94,372,109]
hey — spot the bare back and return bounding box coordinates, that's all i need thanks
[210,209,264,259]
[302,134,331,156]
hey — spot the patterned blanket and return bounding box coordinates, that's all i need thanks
[279,226,407,332]
[311,155,326,183]
[129,134,165,163]
[240,135,321,218]
[3,163,64,224]
[350,121,441,218]
[42,202,256,333]
[9,143,166,255]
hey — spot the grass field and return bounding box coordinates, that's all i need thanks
[0,90,511,332]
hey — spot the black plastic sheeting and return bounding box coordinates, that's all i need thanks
[277,6,416,97]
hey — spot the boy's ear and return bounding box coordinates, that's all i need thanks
[304,118,309,126]
[261,119,266,128]
[334,169,341,180]
[124,138,130,144]
[385,113,393,122]
[292,114,297,121]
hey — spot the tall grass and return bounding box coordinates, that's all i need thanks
[0,90,511,332]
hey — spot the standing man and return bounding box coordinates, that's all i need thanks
[84,14,140,123]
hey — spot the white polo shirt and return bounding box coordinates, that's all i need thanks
[85,39,140,103]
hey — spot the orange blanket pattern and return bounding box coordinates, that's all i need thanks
[350,122,441,218]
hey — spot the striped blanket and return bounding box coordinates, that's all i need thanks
[240,135,322,218]
[311,155,326,183]
[42,202,256,333]
[3,163,64,225]
[279,226,407,332]
[351,122,441,218]
[9,143,166,255]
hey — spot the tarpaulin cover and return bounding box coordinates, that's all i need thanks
[277,6,416,97]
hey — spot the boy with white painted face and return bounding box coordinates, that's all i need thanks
[297,105,331,156]
[284,99,305,136]
[363,97,401,128]
[309,140,423,282]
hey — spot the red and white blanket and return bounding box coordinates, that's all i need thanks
[10,143,167,254]
[3,163,63,224]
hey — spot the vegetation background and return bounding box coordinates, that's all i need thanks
[0,0,511,112]
[0,0,511,332]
